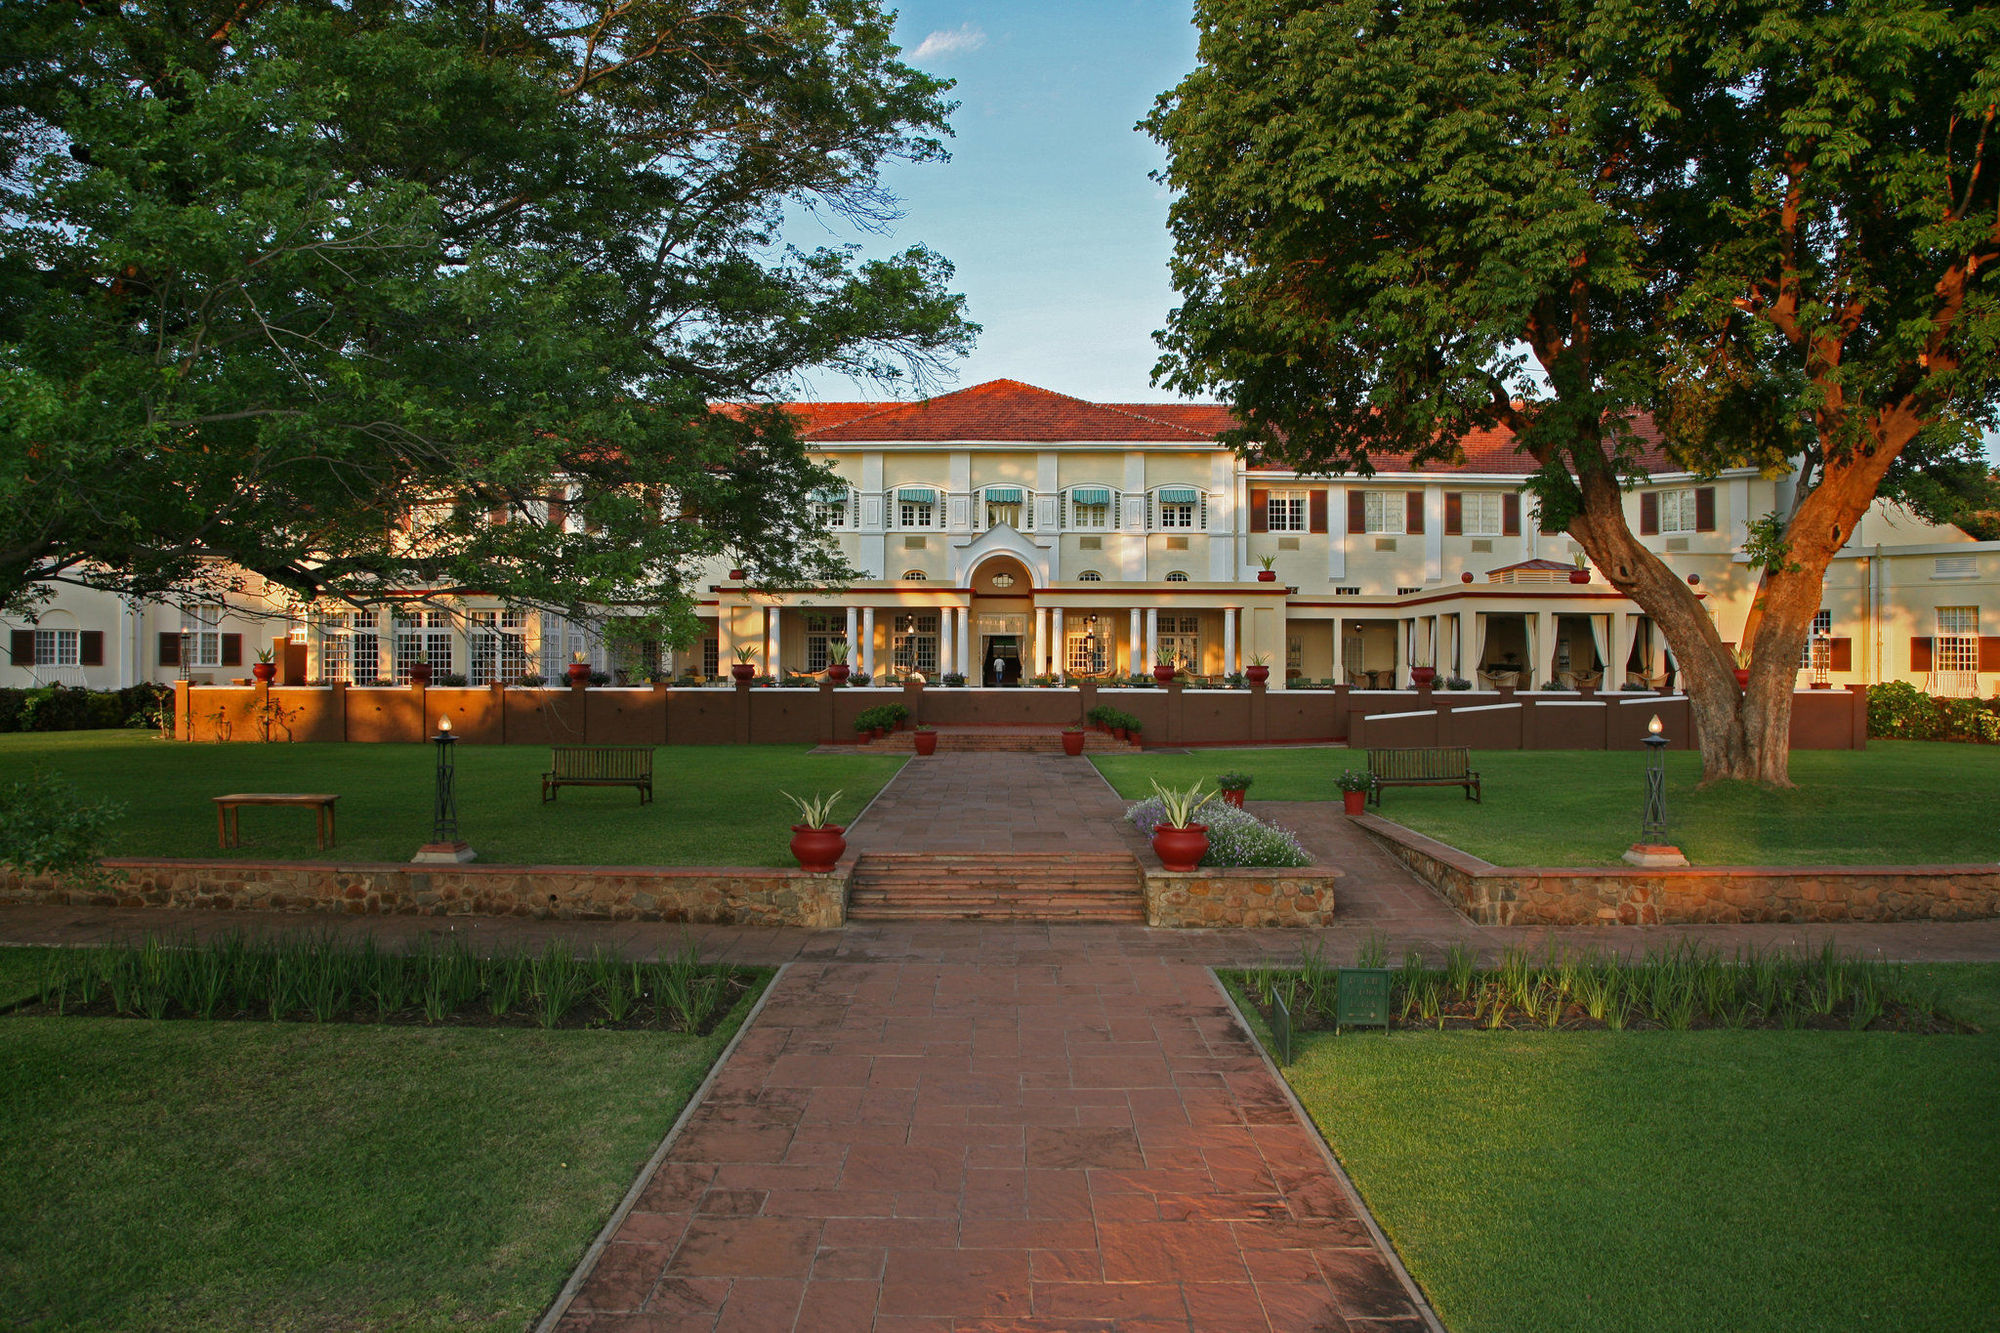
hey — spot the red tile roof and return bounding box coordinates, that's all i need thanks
[765,380,1676,476]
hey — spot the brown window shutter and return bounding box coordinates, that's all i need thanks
[158,632,181,667]
[1694,486,1717,532]
[547,495,567,532]
[221,634,243,667]
[9,630,33,666]
[1406,491,1424,535]
[1248,488,1269,534]
[1347,490,1366,534]
[489,502,508,525]
[1979,637,2000,672]
[1639,492,1659,535]
[1444,493,1463,535]
[80,631,104,667]
[1830,638,1852,672]
[1910,637,1933,672]
[1502,493,1521,536]
[1308,490,1328,534]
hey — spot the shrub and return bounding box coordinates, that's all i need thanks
[0,767,125,888]
[1867,681,2000,743]
[1124,798,1311,868]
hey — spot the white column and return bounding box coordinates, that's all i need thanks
[1145,607,1159,670]
[845,605,858,660]
[1535,610,1556,686]
[957,606,971,678]
[1052,607,1066,683]
[861,607,875,679]
[1608,612,1629,690]
[1223,607,1237,677]
[1035,606,1050,676]
[938,607,953,677]
[768,606,783,676]
[1456,612,1473,677]
[1332,616,1345,682]
[1129,608,1143,676]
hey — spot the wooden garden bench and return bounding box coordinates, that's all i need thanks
[541,746,655,804]
[1365,747,1481,807]
[213,793,339,849]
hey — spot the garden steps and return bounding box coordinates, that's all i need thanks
[853,726,1141,754]
[846,852,1146,922]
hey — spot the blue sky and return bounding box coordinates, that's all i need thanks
[792,1,1201,404]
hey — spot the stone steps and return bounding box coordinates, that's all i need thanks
[847,852,1146,922]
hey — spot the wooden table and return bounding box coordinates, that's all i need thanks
[212,794,340,850]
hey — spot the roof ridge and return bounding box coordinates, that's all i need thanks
[798,379,1217,442]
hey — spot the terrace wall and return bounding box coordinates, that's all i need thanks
[173,679,1867,750]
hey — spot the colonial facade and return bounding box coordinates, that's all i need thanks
[8,379,1999,696]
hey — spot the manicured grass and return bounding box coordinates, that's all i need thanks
[2,732,903,866]
[1231,963,2000,1333]
[0,958,768,1331]
[1096,741,2000,865]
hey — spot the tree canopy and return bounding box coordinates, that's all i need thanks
[0,0,975,643]
[1148,0,2000,782]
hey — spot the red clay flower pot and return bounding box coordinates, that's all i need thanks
[1410,667,1437,687]
[1343,790,1368,815]
[1061,729,1085,756]
[731,663,756,682]
[790,824,846,873]
[1734,669,1751,689]
[828,663,851,684]
[567,662,591,686]
[1221,788,1246,808]
[1568,569,1591,584]
[1153,665,1176,684]
[1257,570,1277,582]
[408,661,432,686]
[1151,825,1208,873]
[913,730,938,755]
[1245,665,1270,685]
[251,663,276,684]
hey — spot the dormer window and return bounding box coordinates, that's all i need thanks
[1067,487,1114,529]
[896,487,937,529]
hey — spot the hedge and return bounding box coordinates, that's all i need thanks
[1865,681,2000,744]
[0,684,170,733]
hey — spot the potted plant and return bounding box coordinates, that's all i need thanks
[1256,554,1279,582]
[783,790,845,872]
[1244,652,1271,686]
[516,672,546,688]
[567,650,592,686]
[1336,769,1372,815]
[888,702,911,730]
[849,671,870,686]
[826,639,851,684]
[1444,675,1473,690]
[941,672,966,687]
[728,567,747,581]
[1410,656,1437,687]
[1061,726,1087,756]
[1216,773,1253,808]
[409,660,433,686]
[1148,780,1214,871]
[251,648,277,684]
[731,645,759,682]
[913,724,939,756]
[1568,554,1591,584]
[1153,649,1178,685]
[1731,645,1752,689]
[1124,715,1144,746]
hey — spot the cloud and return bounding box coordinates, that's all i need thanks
[910,23,987,62]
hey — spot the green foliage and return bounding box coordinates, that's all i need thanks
[0,767,124,886]
[1867,681,2000,743]
[0,684,161,732]
[1334,769,1372,794]
[0,1,975,626]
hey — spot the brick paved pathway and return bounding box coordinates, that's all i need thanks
[557,958,1428,1331]
[846,752,1132,854]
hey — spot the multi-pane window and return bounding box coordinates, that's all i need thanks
[393,609,453,682]
[810,487,849,529]
[902,570,927,581]
[1165,571,1190,582]
[1155,488,1204,530]
[1065,623,1111,676]
[1658,488,1700,534]
[33,629,80,666]
[891,612,939,676]
[316,611,380,683]
[1267,489,1308,532]
[1067,488,1114,529]
[1799,609,1833,670]
[181,605,227,667]
[803,612,845,672]
[897,488,937,528]
[1938,607,1980,672]
[469,609,531,684]
[1362,491,1407,534]
[1159,614,1201,671]
[982,487,1027,530]
[702,637,719,677]
[1462,492,1503,536]
[1076,571,1103,582]
[986,501,1022,528]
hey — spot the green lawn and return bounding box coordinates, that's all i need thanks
[1232,963,2000,1333]
[1095,741,2000,865]
[2,732,903,866]
[0,962,768,1331]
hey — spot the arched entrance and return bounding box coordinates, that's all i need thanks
[969,555,1034,685]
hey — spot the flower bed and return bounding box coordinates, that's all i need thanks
[1125,796,1310,868]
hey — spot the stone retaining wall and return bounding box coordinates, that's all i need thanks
[1357,816,2000,926]
[0,858,849,929]
[1141,867,1340,928]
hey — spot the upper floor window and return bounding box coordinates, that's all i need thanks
[1154,487,1204,530]
[901,569,927,581]
[1641,485,1714,535]
[810,486,849,528]
[1361,491,1407,534]
[1460,492,1502,536]
[1077,570,1102,582]
[1267,488,1309,532]
[896,486,937,529]
[981,486,1027,530]
[1165,571,1191,582]
[1659,487,1699,534]
[1067,487,1114,529]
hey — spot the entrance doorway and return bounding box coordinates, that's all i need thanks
[982,636,1022,686]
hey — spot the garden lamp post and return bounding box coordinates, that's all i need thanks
[413,714,476,863]
[1623,713,1687,867]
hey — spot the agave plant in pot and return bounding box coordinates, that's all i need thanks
[826,639,851,684]
[251,647,278,684]
[567,650,592,686]
[731,645,759,682]
[1152,648,1178,685]
[1256,554,1278,582]
[1336,769,1373,815]
[783,790,846,872]
[1148,779,1215,872]
[1244,652,1271,686]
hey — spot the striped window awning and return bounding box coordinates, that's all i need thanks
[810,487,848,503]
[1157,487,1200,504]
[1070,487,1112,506]
[896,487,937,504]
[983,486,1024,504]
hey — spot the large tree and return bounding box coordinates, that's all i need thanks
[0,0,973,644]
[1147,0,2000,783]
